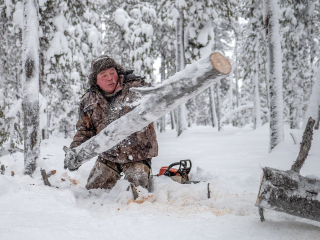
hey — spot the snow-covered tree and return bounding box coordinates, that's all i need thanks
[265,0,284,151]
[280,0,312,129]
[22,0,40,175]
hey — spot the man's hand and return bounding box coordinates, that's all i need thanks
[63,146,80,171]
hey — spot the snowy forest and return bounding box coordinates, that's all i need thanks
[1,0,320,159]
[1,0,320,239]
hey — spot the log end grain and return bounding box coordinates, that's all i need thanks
[210,52,232,75]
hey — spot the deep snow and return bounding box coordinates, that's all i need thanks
[1,124,320,240]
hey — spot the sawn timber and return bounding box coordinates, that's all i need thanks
[64,52,232,169]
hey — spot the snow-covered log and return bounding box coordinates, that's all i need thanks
[256,167,320,222]
[256,118,318,222]
[64,52,231,170]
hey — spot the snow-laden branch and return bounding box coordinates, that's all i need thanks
[221,104,253,123]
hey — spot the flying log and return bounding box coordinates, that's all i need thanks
[255,118,320,222]
[64,52,232,170]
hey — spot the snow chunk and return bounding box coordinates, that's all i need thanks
[13,2,23,29]
[88,30,100,48]
[114,9,131,27]
[39,0,48,6]
[53,14,68,32]
[6,99,22,118]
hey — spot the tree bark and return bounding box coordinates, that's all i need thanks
[209,85,217,128]
[315,105,320,130]
[40,168,51,187]
[170,110,175,130]
[215,82,221,131]
[291,117,315,173]
[256,167,320,222]
[256,118,318,222]
[265,0,284,151]
[234,39,239,109]
[64,53,231,170]
[23,0,40,176]
[175,8,187,137]
[253,50,261,129]
[160,53,166,133]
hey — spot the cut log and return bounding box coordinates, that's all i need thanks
[256,117,319,222]
[64,52,231,170]
[255,167,320,222]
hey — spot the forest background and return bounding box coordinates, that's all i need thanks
[0,0,320,174]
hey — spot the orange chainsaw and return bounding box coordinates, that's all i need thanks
[148,159,199,192]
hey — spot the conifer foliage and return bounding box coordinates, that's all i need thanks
[0,0,320,160]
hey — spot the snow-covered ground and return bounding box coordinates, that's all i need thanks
[1,124,320,240]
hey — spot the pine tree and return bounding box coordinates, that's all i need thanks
[0,0,24,154]
[265,0,284,151]
[22,0,40,175]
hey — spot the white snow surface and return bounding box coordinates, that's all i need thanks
[1,125,320,239]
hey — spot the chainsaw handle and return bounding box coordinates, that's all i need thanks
[164,161,180,176]
[164,159,192,176]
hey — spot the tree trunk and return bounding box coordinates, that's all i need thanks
[64,53,231,170]
[229,66,233,112]
[253,51,261,129]
[209,85,217,128]
[175,8,187,137]
[215,82,221,131]
[303,64,320,129]
[170,110,175,130]
[265,0,284,151]
[160,53,166,133]
[315,105,320,130]
[23,0,40,176]
[46,110,51,139]
[234,39,239,109]
[264,61,270,109]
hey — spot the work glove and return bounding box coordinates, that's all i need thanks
[63,146,80,171]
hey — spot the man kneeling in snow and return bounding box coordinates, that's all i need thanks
[67,55,158,189]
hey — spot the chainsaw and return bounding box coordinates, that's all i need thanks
[148,159,200,192]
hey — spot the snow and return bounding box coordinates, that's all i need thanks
[114,9,131,28]
[53,14,68,32]
[39,0,48,7]
[13,2,23,29]
[5,98,22,118]
[303,65,320,128]
[1,125,320,239]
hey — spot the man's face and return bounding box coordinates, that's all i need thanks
[96,68,119,93]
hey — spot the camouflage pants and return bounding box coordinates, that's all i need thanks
[86,157,151,190]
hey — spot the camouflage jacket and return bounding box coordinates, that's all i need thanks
[70,77,158,164]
